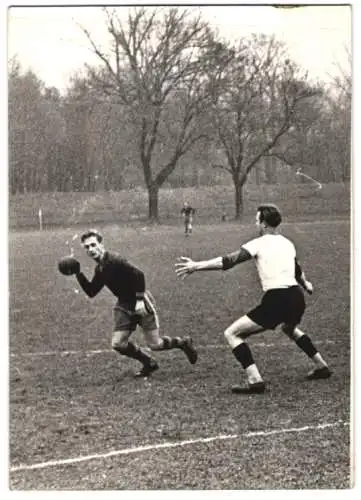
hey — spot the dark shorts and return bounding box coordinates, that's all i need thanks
[247,286,306,330]
[113,291,159,333]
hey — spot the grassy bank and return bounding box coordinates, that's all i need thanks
[9,183,350,230]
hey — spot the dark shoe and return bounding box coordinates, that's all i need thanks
[181,336,198,364]
[307,366,332,380]
[134,360,159,378]
[231,381,266,394]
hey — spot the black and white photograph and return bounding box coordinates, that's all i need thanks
[6,1,353,491]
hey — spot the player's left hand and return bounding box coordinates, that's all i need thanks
[304,280,313,295]
[175,256,197,279]
[135,300,147,317]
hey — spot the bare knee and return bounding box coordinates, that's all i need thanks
[112,332,129,352]
[224,326,245,350]
[112,339,129,352]
[224,316,262,345]
[147,340,163,351]
[144,329,163,351]
[224,326,236,344]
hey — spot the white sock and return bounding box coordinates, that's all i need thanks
[245,364,263,384]
[312,353,328,369]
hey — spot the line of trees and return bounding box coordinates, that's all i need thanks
[8,7,351,220]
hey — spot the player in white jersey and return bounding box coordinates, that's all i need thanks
[175,204,332,394]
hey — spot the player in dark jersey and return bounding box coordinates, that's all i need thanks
[73,229,197,377]
[181,202,195,237]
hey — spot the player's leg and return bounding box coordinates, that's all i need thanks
[281,324,331,379]
[140,292,198,364]
[281,286,331,379]
[112,329,158,376]
[144,329,198,364]
[112,306,158,377]
[224,314,267,393]
[184,218,189,236]
[188,216,193,234]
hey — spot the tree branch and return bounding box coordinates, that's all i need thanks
[212,163,233,175]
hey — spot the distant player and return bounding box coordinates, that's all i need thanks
[181,202,196,237]
[71,229,197,377]
[175,204,331,394]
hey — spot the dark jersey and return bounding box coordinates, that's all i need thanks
[181,206,195,217]
[76,251,145,310]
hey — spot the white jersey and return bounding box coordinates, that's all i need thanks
[242,234,298,292]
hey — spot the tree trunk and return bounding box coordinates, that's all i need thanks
[148,183,159,223]
[234,180,243,220]
[255,164,261,185]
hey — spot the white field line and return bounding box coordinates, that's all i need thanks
[10,339,342,359]
[10,420,349,473]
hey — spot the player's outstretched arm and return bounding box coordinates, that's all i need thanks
[175,256,223,279]
[222,247,252,269]
[175,247,253,279]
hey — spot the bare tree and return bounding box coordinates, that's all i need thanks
[332,44,351,100]
[8,61,59,193]
[270,45,351,184]
[80,7,229,221]
[211,35,320,219]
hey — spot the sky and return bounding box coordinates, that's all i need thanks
[6,2,352,92]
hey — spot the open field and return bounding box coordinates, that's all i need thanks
[9,182,350,229]
[9,219,351,489]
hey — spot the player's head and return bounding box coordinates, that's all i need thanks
[256,205,282,234]
[183,201,188,207]
[80,229,105,261]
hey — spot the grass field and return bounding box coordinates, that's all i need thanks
[9,219,351,489]
[9,182,350,229]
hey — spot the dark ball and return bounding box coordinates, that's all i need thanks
[58,256,80,276]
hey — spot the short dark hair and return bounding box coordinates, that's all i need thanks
[80,229,103,243]
[257,204,282,228]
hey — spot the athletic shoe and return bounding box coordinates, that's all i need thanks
[231,381,266,394]
[181,337,198,364]
[306,366,332,380]
[134,360,159,378]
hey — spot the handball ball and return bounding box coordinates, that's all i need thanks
[58,256,80,276]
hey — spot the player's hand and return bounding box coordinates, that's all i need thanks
[135,300,147,317]
[175,256,197,279]
[304,280,313,295]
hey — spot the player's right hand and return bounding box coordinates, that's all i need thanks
[175,257,196,279]
[135,299,147,317]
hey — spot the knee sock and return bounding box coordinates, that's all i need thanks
[232,343,263,384]
[160,336,185,350]
[115,342,153,364]
[295,334,327,368]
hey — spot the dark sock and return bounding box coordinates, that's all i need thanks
[160,336,185,350]
[115,342,153,364]
[295,334,318,358]
[232,343,255,369]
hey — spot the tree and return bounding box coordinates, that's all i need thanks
[211,35,320,219]
[326,47,351,182]
[41,86,67,191]
[62,78,94,191]
[80,7,230,221]
[8,61,52,193]
[269,44,351,184]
